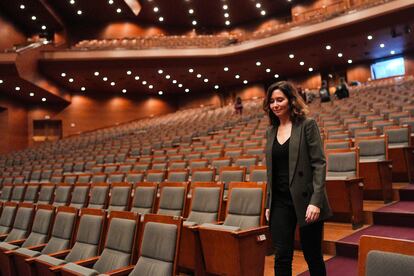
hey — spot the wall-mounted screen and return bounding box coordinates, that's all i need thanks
[371,57,405,80]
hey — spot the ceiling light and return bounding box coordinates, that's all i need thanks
[108,0,114,4]
[178,84,183,87]
[42,98,46,102]
[158,69,164,74]
[142,81,147,85]
[225,21,230,26]
[165,75,171,79]
[188,68,194,73]
[61,73,66,77]
[15,86,21,91]
[367,35,373,40]
[223,5,228,10]
[214,85,219,89]
[325,45,332,50]
[260,10,266,16]
[266,68,271,73]
[243,80,248,84]
[338,53,343,57]
[135,76,140,80]
[29,92,34,97]
[235,74,240,79]
[390,50,395,55]
[256,3,261,8]
[224,13,229,18]
[149,85,154,89]
[196,74,202,78]
[110,82,115,86]
[127,70,132,75]
[81,87,86,91]
[348,59,353,64]
[189,9,194,14]
[122,89,127,93]
[0,80,3,84]
[299,61,305,66]
[172,80,177,84]
[158,91,163,95]
[103,77,108,81]
[153,7,159,12]
[380,43,385,48]
[158,17,164,22]
[20,4,25,9]
[77,10,82,15]
[256,61,261,66]
[185,88,190,92]
[41,25,46,30]
[308,68,313,72]
[69,78,74,82]
[116,8,122,13]
[31,16,37,20]
[204,78,209,83]
[192,20,197,26]
[94,71,99,76]
[224,67,229,71]
[274,74,279,78]
[289,54,294,59]
[70,0,75,4]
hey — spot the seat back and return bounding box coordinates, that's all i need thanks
[234,156,258,173]
[366,251,414,276]
[69,184,90,209]
[186,183,224,225]
[37,184,55,205]
[324,139,352,150]
[91,173,107,183]
[249,166,267,183]
[92,211,140,273]
[146,170,165,183]
[76,174,91,184]
[130,183,157,214]
[41,206,78,254]
[191,168,215,183]
[167,169,189,182]
[5,203,35,242]
[125,171,145,184]
[223,182,266,230]
[384,125,411,148]
[23,184,40,203]
[355,136,388,162]
[87,183,110,209]
[107,173,125,184]
[326,148,359,180]
[0,185,13,202]
[53,185,73,207]
[0,202,18,235]
[63,175,77,185]
[10,184,26,203]
[22,205,55,247]
[157,182,189,216]
[130,214,183,276]
[65,208,106,262]
[108,183,132,211]
[219,166,246,189]
[188,159,208,169]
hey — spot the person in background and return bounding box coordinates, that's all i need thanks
[234,96,243,115]
[335,77,350,99]
[263,81,332,276]
[319,80,331,103]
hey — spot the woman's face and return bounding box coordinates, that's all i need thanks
[269,89,290,118]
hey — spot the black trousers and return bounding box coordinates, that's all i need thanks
[270,203,326,276]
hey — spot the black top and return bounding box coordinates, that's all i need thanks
[272,137,293,206]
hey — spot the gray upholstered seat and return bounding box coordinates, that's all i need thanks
[3,205,34,242]
[30,171,42,183]
[61,217,137,275]
[250,167,266,183]
[152,162,167,170]
[125,172,144,184]
[211,158,231,172]
[325,141,351,150]
[219,167,245,189]
[107,173,125,184]
[23,185,40,203]
[0,186,13,202]
[10,185,26,203]
[130,186,156,214]
[108,186,131,211]
[91,174,107,184]
[234,157,258,173]
[118,164,133,173]
[40,170,53,183]
[167,170,188,182]
[157,187,186,216]
[50,176,63,184]
[356,138,387,162]
[0,205,17,235]
[186,187,221,225]
[366,250,414,276]
[191,169,215,183]
[70,186,90,209]
[146,171,165,183]
[77,175,92,184]
[64,175,77,185]
[385,127,410,148]
[129,222,178,276]
[326,150,358,180]
[188,159,207,169]
[37,185,55,205]
[87,185,109,209]
[53,186,72,207]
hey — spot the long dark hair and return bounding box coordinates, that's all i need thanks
[263,81,309,126]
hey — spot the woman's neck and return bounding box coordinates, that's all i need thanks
[278,115,291,126]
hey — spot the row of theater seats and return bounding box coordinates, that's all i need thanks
[0,181,268,275]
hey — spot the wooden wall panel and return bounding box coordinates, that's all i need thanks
[177,91,222,110]
[0,14,26,51]
[346,64,371,83]
[404,52,414,76]
[290,73,322,89]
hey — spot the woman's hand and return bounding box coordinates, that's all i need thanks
[265,209,270,222]
[305,204,320,223]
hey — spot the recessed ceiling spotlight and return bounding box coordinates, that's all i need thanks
[165,75,171,79]
[158,91,163,95]
[325,45,332,50]
[308,67,313,72]
[31,16,37,20]
[41,25,47,30]
[77,10,82,15]
[153,7,159,12]
[225,20,230,25]
[223,5,228,10]
[61,73,66,77]
[42,97,46,102]
[20,4,25,9]
[338,53,343,57]
[15,86,21,91]
[256,3,261,8]
[274,74,279,78]
[108,0,114,4]
[224,13,229,18]
[185,88,190,92]
[367,35,373,40]
[260,10,266,16]
[134,76,140,80]
[0,80,3,84]
[142,81,147,85]
[266,68,271,73]
[69,78,74,82]
[214,85,219,89]
[192,20,197,26]
[172,80,177,84]
[347,59,353,64]
[158,69,164,74]
[196,74,202,78]
[299,61,305,66]
[204,78,209,83]
[224,67,229,71]
[235,74,240,79]
[122,89,127,93]
[116,8,122,13]
[126,70,132,75]
[188,68,194,73]
[103,77,108,81]
[390,50,395,55]
[110,81,115,86]
[178,84,183,87]
[94,71,100,76]
[289,54,294,59]
[81,87,86,91]
[149,85,154,89]
[256,61,261,66]
[70,0,75,4]
[29,92,34,97]
[158,17,164,22]
[243,80,248,84]
[189,9,194,14]
[380,43,385,48]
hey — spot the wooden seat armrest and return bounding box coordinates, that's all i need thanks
[0,234,7,241]
[103,265,135,276]
[7,239,26,245]
[232,225,269,237]
[26,243,47,251]
[48,249,71,258]
[49,264,67,273]
[72,256,100,267]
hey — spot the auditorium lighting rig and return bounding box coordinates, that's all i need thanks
[31,16,37,21]
[299,61,304,66]
[108,0,114,4]
[69,78,74,83]
[188,68,194,73]
[158,91,163,95]
[41,25,47,30]
[122,89,127,93]
[127,70,132,75]
[243,80,248,84]
[255,2,267,16]
[70,0,75,4]
[134,75,140,80]
[235,74,240,79]
[256,61,262,66]
[77,10,82,15]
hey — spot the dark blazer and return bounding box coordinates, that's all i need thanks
[265,117,332,227]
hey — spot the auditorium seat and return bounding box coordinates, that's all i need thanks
[53,185,73,207]
[191,168,215,183]
[130,182,157,214]
[69,184,90,209]
[37,184,55,205]
[87,183,110,209]
[23,184,40,203]
[0,202,18,236]
[167,169,189,182]
[107,183,132,211]
[146,169,166,183]
[9,184,26,203]
[157,182,189,216]
[0,203,35,243]
[59,211,140,276]
[219,166,246,190]
[125,171,145,184]
[107,172,125,183]
[0,185,13,203]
